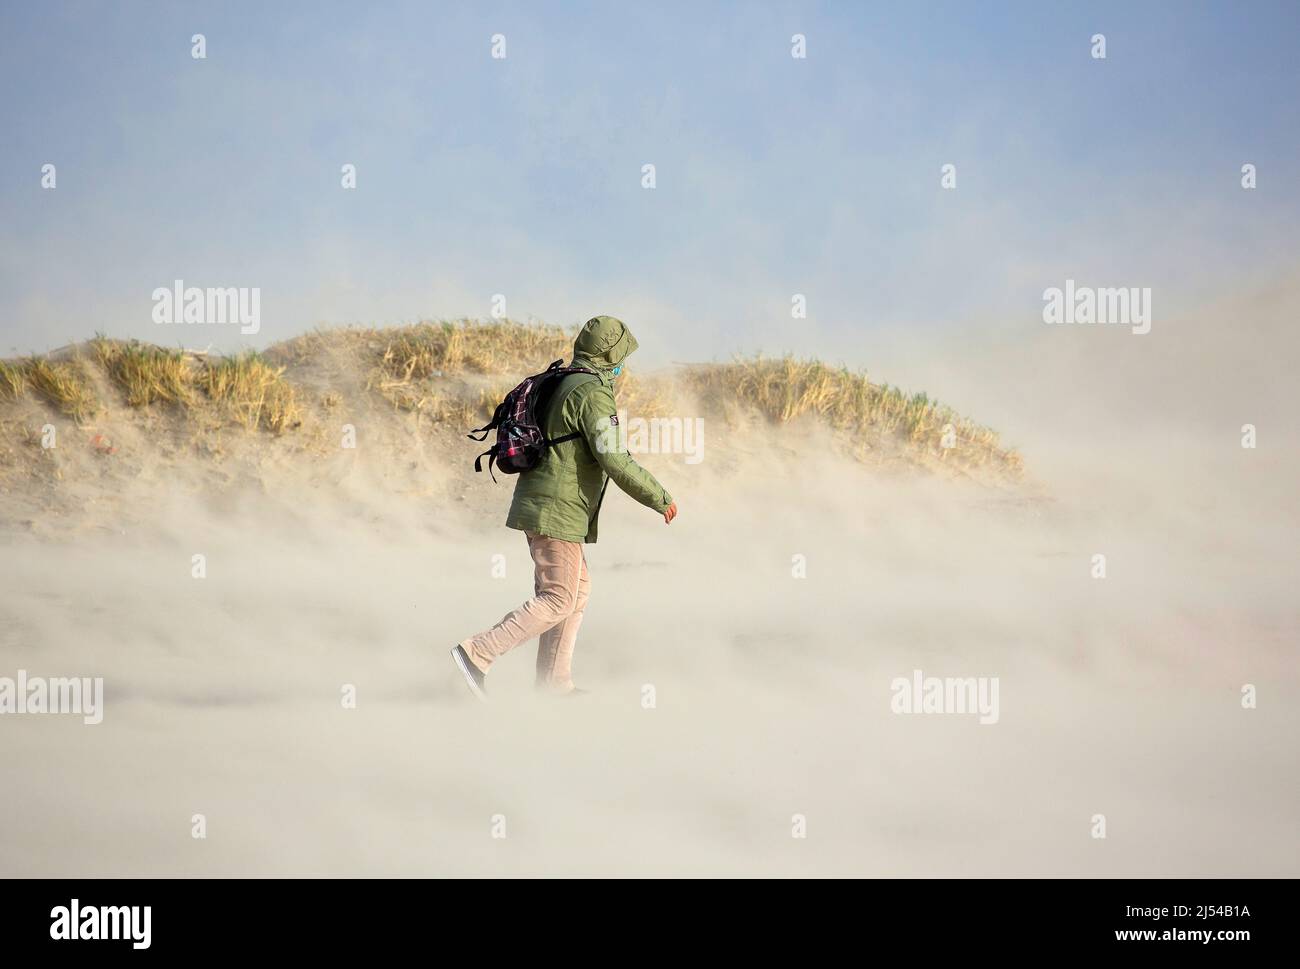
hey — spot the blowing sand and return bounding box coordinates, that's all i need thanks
[1,297,1297,877]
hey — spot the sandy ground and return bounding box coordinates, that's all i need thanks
[1,293,1297,877]
[1,441,1296,876]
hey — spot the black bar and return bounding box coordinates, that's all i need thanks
[1,877,1279,956]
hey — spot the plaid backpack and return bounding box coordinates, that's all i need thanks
[468,360,597,480]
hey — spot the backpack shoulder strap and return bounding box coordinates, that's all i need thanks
[547,369,600,419]
[541,371,601,447]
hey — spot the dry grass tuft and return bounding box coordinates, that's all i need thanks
[0,360,27,401]
[376,320,572,381]
[199,353,301,434]
[87,338,300,434]
[93,338,195,407]
[1,356,99,422]
[368,319,572,417]
[682,356,1021,474]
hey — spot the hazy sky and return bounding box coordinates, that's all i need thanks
[2,1,1297,364]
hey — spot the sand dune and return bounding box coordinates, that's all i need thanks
[1,300,1296,876]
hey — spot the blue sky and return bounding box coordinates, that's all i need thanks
[2,0,1297,364]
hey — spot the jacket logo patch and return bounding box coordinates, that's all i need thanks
[609,414,619,426]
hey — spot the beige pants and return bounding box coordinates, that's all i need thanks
[460,531,590,692]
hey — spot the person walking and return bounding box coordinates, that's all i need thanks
[451,316,677,699]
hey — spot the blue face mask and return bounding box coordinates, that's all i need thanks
[611,364,622,378]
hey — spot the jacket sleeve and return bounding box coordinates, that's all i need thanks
[577,383,673,513]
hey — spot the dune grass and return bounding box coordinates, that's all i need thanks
[0,360,26,400]
[0,321,1020,476]
[85,338,300,433]
[0,356,99,422]
[683,356,1020,473]
[199,353,300,433]
[367,320,574,416]
[369,320,677,424]
[377,320,572,381]
[93,338,194,407]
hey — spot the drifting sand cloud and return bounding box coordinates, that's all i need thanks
[1,284,1296,876]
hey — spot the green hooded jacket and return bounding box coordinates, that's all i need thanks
[505,316,673,543]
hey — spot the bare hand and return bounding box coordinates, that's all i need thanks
[663,502,678,524]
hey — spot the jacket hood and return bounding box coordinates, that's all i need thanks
[572,315,638,371]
